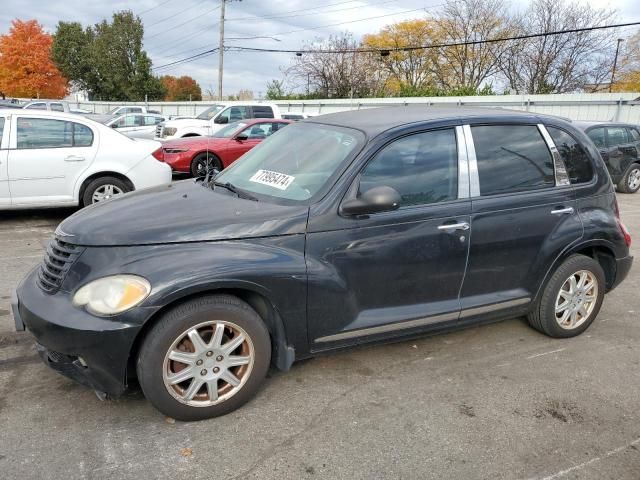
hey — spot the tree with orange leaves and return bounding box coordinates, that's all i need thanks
[0,20,68,99]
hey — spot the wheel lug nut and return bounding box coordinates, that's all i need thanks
[213,367,220,373]
[200,369,207,376]
[206,351,213,357]
[196,359,203,366]
[216,355,223,361]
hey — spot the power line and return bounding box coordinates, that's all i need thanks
[145,4,221,40]
[226,21,640,54]
[154,48,220,70]
[145,1,207,29]
[138,0,173,16]
[226,0,371,22]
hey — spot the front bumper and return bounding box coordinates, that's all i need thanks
[611,255,634,290]
[14,268,145,396]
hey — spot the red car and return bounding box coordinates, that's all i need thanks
[156,119,292,176]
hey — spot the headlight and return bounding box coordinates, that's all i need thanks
[163,127,177,137]
[72,275,151,316]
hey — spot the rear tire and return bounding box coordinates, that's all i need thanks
[136,295,271,421]
[617,163,640,193]
[190,153,222,178]
[82,176,130,206]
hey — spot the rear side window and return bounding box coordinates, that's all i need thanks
[73,123,94,147]
[360,129,458,206]
[607,127,629,146]
[252,106,274,118]
[471,125,554,196]
[50,103,65,112]
[586,128,605,148]
[627,128,640,142]
[547,127,594,184]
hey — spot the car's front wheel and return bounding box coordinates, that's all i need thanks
[137,295,271,421]
[617,163,640,194]
[527,254,605,337]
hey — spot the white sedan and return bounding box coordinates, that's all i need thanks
[0,109,172,209]
[106,113,168,139]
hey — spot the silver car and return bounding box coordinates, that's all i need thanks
[108,113,168,139]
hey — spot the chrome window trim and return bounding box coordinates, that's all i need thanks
[538,123,570,187]
[455,125,470,199]
[462,125,480,197]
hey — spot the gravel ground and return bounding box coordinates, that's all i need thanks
[0,195,638,480]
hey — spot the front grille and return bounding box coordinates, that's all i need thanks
[37,238,83,293]
[155,124,163,138]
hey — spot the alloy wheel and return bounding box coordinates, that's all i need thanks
[162,320,254,407]
[628,168,640,191]
[91,184,124,203]
[554,270,598,330]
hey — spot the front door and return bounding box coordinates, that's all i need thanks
[306,127,471,346]
[8,116,97,206]
[459,123,583,317]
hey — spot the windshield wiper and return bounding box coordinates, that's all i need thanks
[213,181,259,201]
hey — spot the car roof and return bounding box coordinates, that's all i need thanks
[305,105,544,137]
[0,108,80,120]
[573,121,640,130]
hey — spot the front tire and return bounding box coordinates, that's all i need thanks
[82,176,130,206]
[190,153,222,178]
[137,295,271,421]
[527,254,605,338]
[617,163,640,194]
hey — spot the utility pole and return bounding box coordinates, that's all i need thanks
[217,0,226,101]
[610,38,624,93]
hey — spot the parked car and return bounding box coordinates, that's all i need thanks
[106,105,160,116]
[106,113,168,139]
[575,122,640,193]
[0,98,23,109]
[0,109,172,209]
[23,100,89,114]
[158,119,291,176]
[155,103,281,140]
[13,107,632,421]
[282,113,313,121]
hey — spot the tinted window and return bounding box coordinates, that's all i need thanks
[25,103,46,110]
[607,127,629,146]
[360,129,458,206]
[125,107,143,114]
[50,103,65,112]
[115,115,137,127]
[219,106,250,123]
[627,128,640,142]
[241,122,287,139]
[548,127,594,184]
[472,125,554,196]
[145,115,164,126]
[17,118,72,148]
[73,123,93,147]
[586,127,605,148]
[252,106,274,118]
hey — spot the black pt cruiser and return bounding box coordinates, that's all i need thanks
[13,107,633,421]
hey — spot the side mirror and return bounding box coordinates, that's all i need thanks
[235,134,248,141]
[111,124,118,128]
[341,185,401,216]
[214,116,229,124]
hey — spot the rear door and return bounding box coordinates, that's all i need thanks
[459,123,583,319]
[7,116,97,205]
[605,126,632,181]
[0,116,10,207]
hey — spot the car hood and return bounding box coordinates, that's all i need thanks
[57,180,309,246]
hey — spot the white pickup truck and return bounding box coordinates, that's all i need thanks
[155,102,281,140]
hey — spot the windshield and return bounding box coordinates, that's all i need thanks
[214,122,365,203]
[213,121,247,138]
[196,105,225,120]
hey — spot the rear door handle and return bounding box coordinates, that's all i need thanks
[551,207,574,215]
[438,222,470,231]
[64,155,85,162]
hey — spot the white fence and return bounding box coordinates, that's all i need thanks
[71,92,640,123]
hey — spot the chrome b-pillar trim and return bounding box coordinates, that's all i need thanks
[538,123,570,186]
[462,125,480,197]
[455,125,470,199]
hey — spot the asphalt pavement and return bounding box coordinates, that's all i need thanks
[0,197,639,480]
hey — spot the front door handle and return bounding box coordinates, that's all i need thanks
[551,207,574,215]
[64,155,85,162]
[438,222,470,231]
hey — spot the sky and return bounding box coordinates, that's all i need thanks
[1,0,638,97]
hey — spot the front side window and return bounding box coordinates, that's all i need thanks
[215,122,365,203]
[472,125,554,196]
[114,115,137,128]
[25,103,46,110]
[359,129,458,206]
[218,106,250,123]
[17,118,93,149]
[50,103,65,112]
[587,127,606,148]
[196,105,225,120]
[607,127,629,146]
[548,127,594,184]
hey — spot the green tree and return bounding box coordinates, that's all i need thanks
[265,79,286,99]
[52,11,164,101]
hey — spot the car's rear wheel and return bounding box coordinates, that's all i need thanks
[136,295,271,421]
[82,176,130,206]
[527,254,605,337]
[617,163,640,193]
[190,153,222,178]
